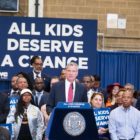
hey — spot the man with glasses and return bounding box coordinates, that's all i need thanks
[124,83,134,92]
[124,83,137,107]
[28,56,51,92]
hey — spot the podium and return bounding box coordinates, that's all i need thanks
[46,102,99,140]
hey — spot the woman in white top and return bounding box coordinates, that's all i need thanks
[7,88,44,140]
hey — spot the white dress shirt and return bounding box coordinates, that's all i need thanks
[10,89,19,96]
[33,71,41,79]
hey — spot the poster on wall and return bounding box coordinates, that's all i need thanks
[0,16,97,80]
[0,0,19,12]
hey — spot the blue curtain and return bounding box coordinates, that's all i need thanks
[96,51,140,90]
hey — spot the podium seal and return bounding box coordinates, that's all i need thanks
[63,112,86,136]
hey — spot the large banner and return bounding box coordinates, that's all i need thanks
[0,16,97,80]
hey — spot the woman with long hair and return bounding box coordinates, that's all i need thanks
[90,92,110,140]
[7,88,44,140]
[105,83,122,107]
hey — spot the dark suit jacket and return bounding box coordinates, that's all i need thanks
[0,93,10,123]
[32,90,49,109]
[46,81,87,113]
[28,72,51,92]
[40,93,49,106]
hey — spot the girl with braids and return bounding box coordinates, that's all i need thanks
[7,89,44,140]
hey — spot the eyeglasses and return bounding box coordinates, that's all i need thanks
[34,63,43,66]
[125,88,133,91]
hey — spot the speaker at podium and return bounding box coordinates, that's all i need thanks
[46,102,99,140]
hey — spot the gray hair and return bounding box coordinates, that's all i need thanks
[65,62,79,70]
[124,83,135,93]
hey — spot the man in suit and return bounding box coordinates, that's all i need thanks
[40,76,60,127]
[28,55,51,92]
[2,75,19,97]
[46,62,87,113]
[32,77,49,109]
[9,75,19,96]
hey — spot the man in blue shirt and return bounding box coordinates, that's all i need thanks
[109,89,140,140]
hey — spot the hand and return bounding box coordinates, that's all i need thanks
[98,127,108,134]
[41,104,49,122]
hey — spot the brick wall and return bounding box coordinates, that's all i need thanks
[0,0,140,51]
[44,0,140,51]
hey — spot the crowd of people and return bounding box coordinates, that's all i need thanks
[0,55,140,140]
